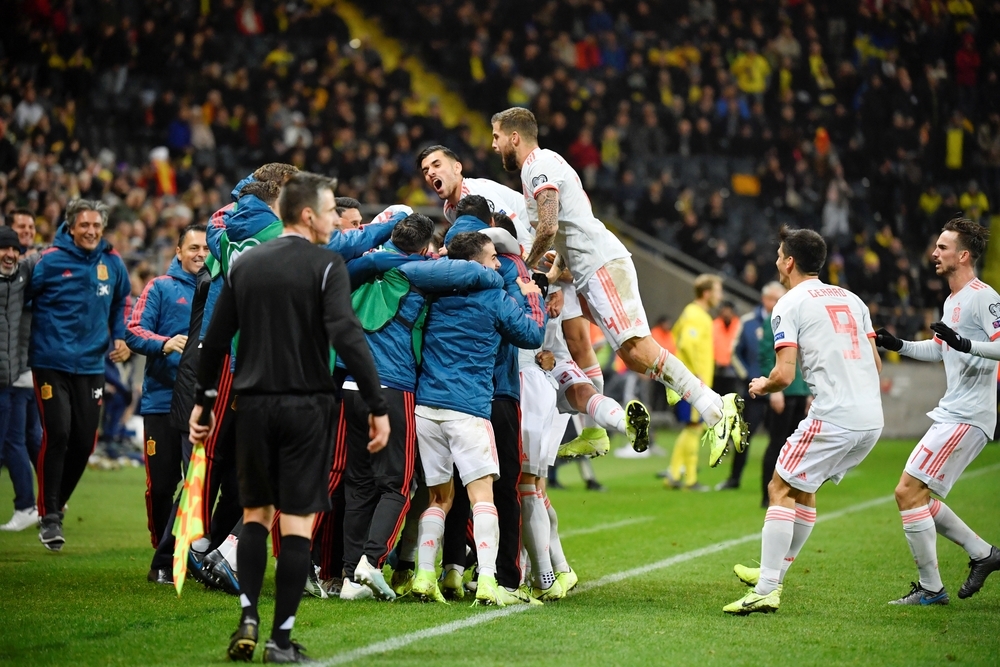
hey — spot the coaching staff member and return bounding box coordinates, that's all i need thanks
[190,172,389,664]
[30,200,131,552]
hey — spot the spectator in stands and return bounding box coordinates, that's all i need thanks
[29,200,131,552]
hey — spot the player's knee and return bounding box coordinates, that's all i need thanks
[766,475,790,504]
[894,474,921,507]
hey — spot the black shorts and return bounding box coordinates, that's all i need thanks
[235,393,337,515]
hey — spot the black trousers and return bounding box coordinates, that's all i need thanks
[150,433,195,571]
[143,413,183,548]
[342,388,417,578]
[442,468,474,569]
[201,359,242,549]
[33,368,103,519]
[725,395,769,486]
[762,395,809,505]
[490,398,523,589]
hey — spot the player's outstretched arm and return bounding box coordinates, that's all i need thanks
[525,189,560,269]
[748,346,796,397]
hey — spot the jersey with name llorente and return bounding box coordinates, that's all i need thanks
[520,148,629,287]
[929,277,1000,435]
[770,279,883,431]
[443,177,534,249]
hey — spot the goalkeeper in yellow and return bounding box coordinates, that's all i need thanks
[664,274,722,491]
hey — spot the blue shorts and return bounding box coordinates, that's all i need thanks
[675,399,703,425]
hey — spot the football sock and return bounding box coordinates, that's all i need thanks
[472,502,500,577]
[416,507,446,572]
[669,427,700,484]
[192,536,211,553]
[580,365,604,430]
[271,535,309,650]
[544,494,569,573]
[219,532,239,572]
[756,506,796,595]
[578,458,596,482]
[901,505,944,592]
[929,498,992,560]
[586,394,627,435]
[520,485,554,588]
[236,521,269,623]
[779,504,816,582]
[646,349,723,425]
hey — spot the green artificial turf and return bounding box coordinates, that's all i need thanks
[1,434,998,666]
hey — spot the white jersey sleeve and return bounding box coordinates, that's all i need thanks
[371,204,413,223]
[928,279,1000,435]
[444,178,535,249]
[520,148,629,288]
[771,280,883,431]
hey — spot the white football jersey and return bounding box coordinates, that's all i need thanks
[928,278,1000,435]
[518,301,571,370]
[443,177,534,249]
[519,148,629,287]
[770,279,883,430]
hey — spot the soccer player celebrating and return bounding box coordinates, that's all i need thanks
[875,218,1000,605]
[410,232,546,606]
[491,107,747,464]
[725,227,883,615]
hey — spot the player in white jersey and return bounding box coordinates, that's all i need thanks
[490,107,747,465]
[418,145,535,248]
[873,218,1000,605]
[724,227,884,615]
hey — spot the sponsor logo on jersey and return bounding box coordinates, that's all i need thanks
[774,331,785,341]
[97,283,111,297]
[531,174,548,189]
[97,263,108,281]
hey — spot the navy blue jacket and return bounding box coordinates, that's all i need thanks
[344,243,505,392]
[125,258,197,414]
[444,216,546,400]
[29,224,130,375]
[734,305,766,381]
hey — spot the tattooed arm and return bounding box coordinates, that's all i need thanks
[525,188,560,269]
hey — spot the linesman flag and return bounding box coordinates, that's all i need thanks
[172,389,217,595]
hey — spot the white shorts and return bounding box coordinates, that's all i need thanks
[416,411,499,487]
[904,422,988,497]
[551,359,593,415]
[520,366,559,476]
[776,417,882,493]
[543,412,572,469]
[561,283,583,320]
[578,258,651,350]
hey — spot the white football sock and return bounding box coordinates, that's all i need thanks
[416,507,446,572]
[756,506,796,595]
[930,498,992,560]
[544,493,569,573]
[472,502,500,577]
[645,349,723,425]
[779,504,815,582]
[219,532,239,571]
[581,365,605,430]
[520,485,554,588]
[586,394,627,435]
[901,505,943,592]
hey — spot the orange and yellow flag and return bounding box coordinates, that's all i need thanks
[172,442,207,596]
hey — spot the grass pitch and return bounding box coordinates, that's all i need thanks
[1,433,999,666]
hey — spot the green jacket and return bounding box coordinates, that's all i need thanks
[759,312,811,396]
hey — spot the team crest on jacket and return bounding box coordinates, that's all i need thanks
[146,438,156,456]
[40,383,52,400]
[97,263,109,281]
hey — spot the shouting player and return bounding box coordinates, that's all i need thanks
[490,107,747,464]
[875,218,1000,605]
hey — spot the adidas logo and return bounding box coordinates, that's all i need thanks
[177,296,188,305]
[62,270,72,278]
[478,541,489,549]
[796,472,808,480]
[420,540,435,547]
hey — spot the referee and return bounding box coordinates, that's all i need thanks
[190,172,389,664]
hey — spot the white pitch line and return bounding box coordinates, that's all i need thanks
[320,462,1000,666]
[561,516,654,538]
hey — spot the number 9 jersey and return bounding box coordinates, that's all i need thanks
[770,278,883,431]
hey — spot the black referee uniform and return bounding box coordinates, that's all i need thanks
[197,233,386,656]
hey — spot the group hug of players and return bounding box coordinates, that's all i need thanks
[122,107,999,661]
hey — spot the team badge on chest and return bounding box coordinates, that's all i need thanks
[97,263,109,281]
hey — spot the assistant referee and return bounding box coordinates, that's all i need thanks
[190,172,389,664]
